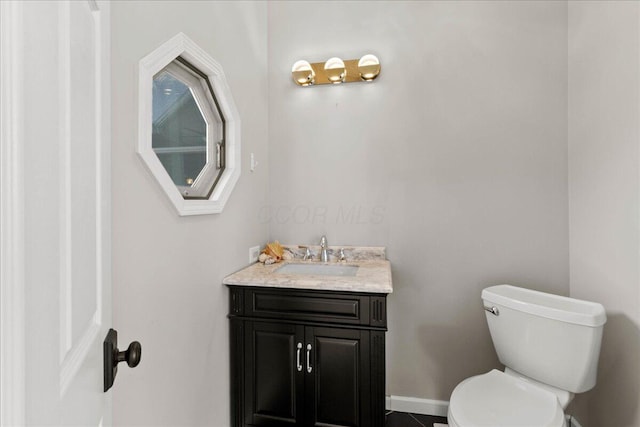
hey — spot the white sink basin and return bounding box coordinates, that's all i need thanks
[275,263,359,277]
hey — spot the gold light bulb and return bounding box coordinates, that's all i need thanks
[357,54,381,82]
[324,57,346,84]
[291,60,315,86]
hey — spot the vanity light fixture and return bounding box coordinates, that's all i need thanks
[291,54,381,86]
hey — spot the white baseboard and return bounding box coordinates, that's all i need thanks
[385,395,449,417]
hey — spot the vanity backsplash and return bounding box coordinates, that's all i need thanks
[283,245,387,262]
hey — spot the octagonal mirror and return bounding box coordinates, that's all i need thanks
[152,60,224,199]
[138,33,241,216]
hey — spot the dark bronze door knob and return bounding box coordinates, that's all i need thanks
[104,329,142,391]
[116,341,142,368]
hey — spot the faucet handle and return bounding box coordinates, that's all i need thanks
[303,247,313,261]
[338,248,346,262]
[320,235,327,248]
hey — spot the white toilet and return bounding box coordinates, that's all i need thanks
[448,284,606,427]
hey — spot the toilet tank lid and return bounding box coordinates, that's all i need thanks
[482,285,606,327]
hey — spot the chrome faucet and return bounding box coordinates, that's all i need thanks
[319,235,329,263]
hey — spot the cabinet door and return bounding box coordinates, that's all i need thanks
[304,327,371,427]
[245,322,305,426]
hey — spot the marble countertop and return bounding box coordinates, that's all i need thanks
[223,246,393,294]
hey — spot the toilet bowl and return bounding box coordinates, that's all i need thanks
[448,285,606,427]
[448,370,566,427]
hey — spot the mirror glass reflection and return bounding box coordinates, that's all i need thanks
[150,59,225,199]
[152,71,207,188]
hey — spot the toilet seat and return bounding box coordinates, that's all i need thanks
[448,370,566,427]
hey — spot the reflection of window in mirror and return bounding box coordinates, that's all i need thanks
[151,59,225,199]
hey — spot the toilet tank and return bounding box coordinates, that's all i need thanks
[482,285,606,393]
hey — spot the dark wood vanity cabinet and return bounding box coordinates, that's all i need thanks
[228,286,388,427]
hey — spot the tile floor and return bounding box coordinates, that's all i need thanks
[385,411,448,427]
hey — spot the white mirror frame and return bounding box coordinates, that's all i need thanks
[138,33,241,216]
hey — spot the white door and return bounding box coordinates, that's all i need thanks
[1,0,116,425]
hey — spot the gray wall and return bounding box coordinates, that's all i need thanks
[109,2,640,426]
[568,2,640,426]
[111,2,268,425]
[268,1,570,400]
